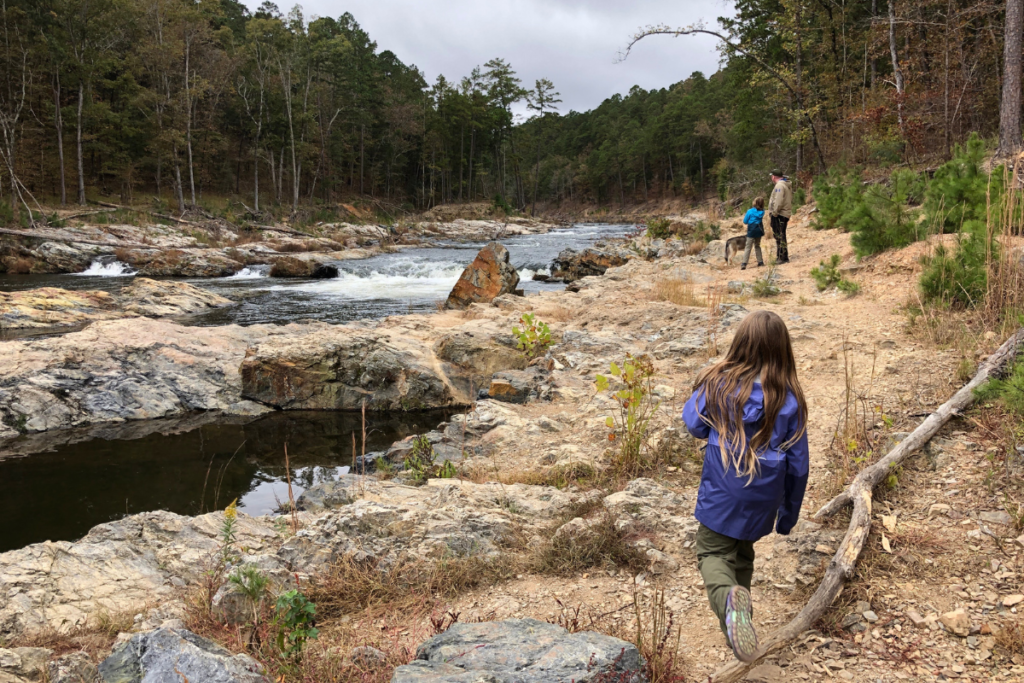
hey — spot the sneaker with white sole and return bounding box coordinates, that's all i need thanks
[725,585,758,662]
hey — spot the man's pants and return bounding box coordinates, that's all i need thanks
[770,215,789,263]
[695,524,755,636]
[741,237,763,266]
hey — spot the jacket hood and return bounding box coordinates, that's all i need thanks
[741,383,766,424]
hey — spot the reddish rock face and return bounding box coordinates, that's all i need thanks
[444,242,520,310]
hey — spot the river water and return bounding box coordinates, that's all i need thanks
[0,223,631,552]
[0,223,632,326]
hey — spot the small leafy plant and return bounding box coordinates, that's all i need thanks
[513,313,552,359]
[810,254,860,295]
[229,565,270,627]
[751,262,781,297]
[274,589,319,659]
[403,435,458,483]
[596,354,661,476]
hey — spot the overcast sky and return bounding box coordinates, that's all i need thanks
[242,0,735,117]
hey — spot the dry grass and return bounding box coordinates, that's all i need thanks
[652,276,703,307]
[113,247,134,263]
[531,511,649,576]
[10,607,139,660]
[6,256,34,274]
[533,303,575,322]
[683,241,705,256]
[995,619,1024,658]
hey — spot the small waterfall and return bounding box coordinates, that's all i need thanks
[75,259,136,277]
[228,265,271,279]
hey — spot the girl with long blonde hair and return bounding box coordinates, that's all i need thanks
[682,310,809,663]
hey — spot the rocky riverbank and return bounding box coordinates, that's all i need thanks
[2,205,1021,682]
[0,214,564,277]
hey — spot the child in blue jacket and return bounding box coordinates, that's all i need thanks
[682,309,809,663]
[740,197,766,270]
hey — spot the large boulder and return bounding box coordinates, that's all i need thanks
[126,249,244,278]
[434,331,527,395]
[444,242,519,310]
[390,619,643,683]
[240,328,466,411]
[98,628,267,683]
[268,254,341,278]
[549,248,628,282]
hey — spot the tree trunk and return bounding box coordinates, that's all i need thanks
[54,72,66,206]
[172,143,186,214]
[888,0,906,135]
[184,42,196,208]
[707,328,1024,683]
[795,0,803,175]
[75,80,86,205]
[999,0,1024,156]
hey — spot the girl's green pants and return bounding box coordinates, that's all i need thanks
[695,524,756,636]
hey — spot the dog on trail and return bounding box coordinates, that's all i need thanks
[724,236,748,265]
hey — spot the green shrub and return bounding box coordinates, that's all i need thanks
[919,221,992,307]
[923,133,992,234]
[595,354,661,476]
[403,434,457,483]
[975,354,1024,416]
[846,169,925,257]
[646,218,672,239]
[812,165,862,230]
[810,254,859,295]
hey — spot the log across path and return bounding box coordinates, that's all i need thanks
[708,327,1024,683]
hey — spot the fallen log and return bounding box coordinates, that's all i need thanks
[708,327,1023,683]
[92,201,198,226]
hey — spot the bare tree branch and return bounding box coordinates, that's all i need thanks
[619,23,827,170]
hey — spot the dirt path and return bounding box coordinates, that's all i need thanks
[435,208,1022,681]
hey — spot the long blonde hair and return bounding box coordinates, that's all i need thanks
[693,310,807,481]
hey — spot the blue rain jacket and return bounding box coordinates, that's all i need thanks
[742,208,765,238]
[682,383,809,541]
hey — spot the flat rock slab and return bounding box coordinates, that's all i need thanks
[98,628,267,683]
[390,619,644,682]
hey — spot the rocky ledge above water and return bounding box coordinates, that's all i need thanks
[0,278,232,331]
[0,215,562,277]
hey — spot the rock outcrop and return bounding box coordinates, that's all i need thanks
[444,242,520,309]
[0,279,231,331]
[279,478,599,569]
[0,510,276,639]
[391,619,643,683]
[98,628,268,683]
[550,248,628,282]
[0,318,275,439]
[239,328,467,411]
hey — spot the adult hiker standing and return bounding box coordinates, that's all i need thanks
[767,169,792,264]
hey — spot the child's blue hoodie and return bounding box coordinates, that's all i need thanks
[682,383,808,541]
[742,207,765,238]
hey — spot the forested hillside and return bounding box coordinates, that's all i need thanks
[0,0,1022,219]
